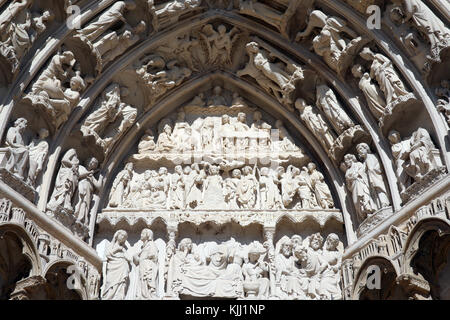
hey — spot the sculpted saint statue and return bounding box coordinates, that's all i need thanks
[360,47,411,107]
[352,64,386,119]
[295,98,336,150]
[242,241,270,299]
[80,1,137,42]
[102,230,132,300]
[5,118,29,180]
[27,128,49,187]
[133,229,159,300]
[319,234,342,300]
[74,157,102,226]
[356,143,390,209]
[307,163,334,209]
[341,154,377,221]
[316,84,354,135]
[388,130,412,193]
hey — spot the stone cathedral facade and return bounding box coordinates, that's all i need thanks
[0,0,448,300]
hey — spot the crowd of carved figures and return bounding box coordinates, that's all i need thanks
[136,108,303,156]
[101,229,343,300]
[107,161,334,211]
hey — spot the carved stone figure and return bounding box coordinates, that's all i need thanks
[4,118,29,180]
[296,9,366,74]
[156,123,177,153]
[0,0,33,34]
[224,169,241,210]
[108,163,133,208]
[238,41,303,108]
[102,230,132,300]
[200,24,240,65]
[356,143,390,209]
[388,130,412,193]
[242,241,270,299]
[258,167,282,210]
[74,157,102,226]
[295,98,336,151]
[296,167,317,209]
[236,166,258,209]
[391,0,450,50]
[133,229,159,300]
[149,0,202,31]
[405,128,439,180]
[79,1,137,42]
[307,163,334,209]
[184,164,205,209]
[27,51,85,129]
[280,166,298,208]
[320,233,342,300]
[47,149,80,212]
[274,236,308,299]
[168,165,185,209]
[94,21,146,67]
[436,80,450,125]
[316,84,354,135]
[201,165,226,208]
[360,47,411,108]
[27,128,49,187]
[275,120,301,152]
[341,154,377,221]
[138,129,157,154]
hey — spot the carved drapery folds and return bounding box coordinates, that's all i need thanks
[99,230,344,300]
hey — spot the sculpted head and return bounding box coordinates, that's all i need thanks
[388,130,402,145]
[218,25,226,35]
[279,236,292,257]
[360,47,375,61]
[246,41,260,54]
[159,167,168,176]
[125,162,134,172]
[293,245,308,261]
[351,64,364,79]
[253,111,262,122]
[141,228,154,242]
[325,233,340,251]
[213,86,222,96]
[242,166,252,176]
[184,166,192,175]
[113,230,128,245]
[175,165,183,175]
[144,170,152,180]
[309,233,324,251]
[178,238,193,252]
[237,112,246,123]
[70,74,85,92]
[307,162,317,173]
[38,128,49,139]
[343,154,357,168]
[210,245,227,267]
[260,167,269,177]
[295,98,308,112]
[14,118,27,132]
[356,143,371,159]
[291,235,303,248]
[87,157,99,171]
[248,242,266,263]
[222,114,230,125]
[232,169,241,179]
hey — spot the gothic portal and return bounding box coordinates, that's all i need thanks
[0,0,449,300]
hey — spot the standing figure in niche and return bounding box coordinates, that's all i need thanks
[5,118,29,180]
[74,157,102,226]
[280,165,299,208]
[108,163,133,208]
[341,154,376,221]
[296,167,317,209]
[388,130,412,193]
[27,128,49,187]
[356,143,390,209]
[47,149,79,212]
[102,230,132,300]
[405,128,437,180]
[316,84,354,135]
[134,229,159,300]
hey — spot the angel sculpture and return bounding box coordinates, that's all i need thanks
[200,24,240,65]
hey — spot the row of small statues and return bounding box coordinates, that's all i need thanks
[138,109,301,155]
[102,230,343,300]
[107,162,334,211]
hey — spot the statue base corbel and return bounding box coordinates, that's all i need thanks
[357,206,394,237]
[401,166,447,204]
[0,166,36,203]
[328,125,371,164]
[396,273,431,300]
[379,93,418,134]
[9,275,47,300]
